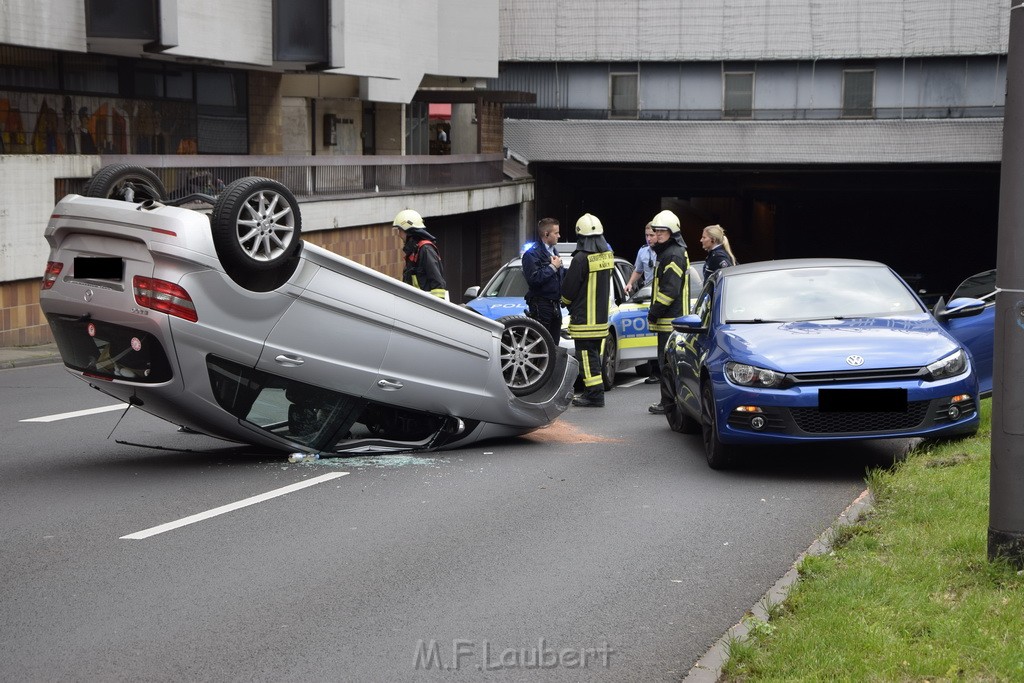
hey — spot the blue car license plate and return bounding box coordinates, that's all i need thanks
[818,388,907,413]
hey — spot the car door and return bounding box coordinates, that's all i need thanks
[258,263,396,397]
[940,269,995,396]
[376,288,504,419]
[674,279,716,417]
[612,260,656,363]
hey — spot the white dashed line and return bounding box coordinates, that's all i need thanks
[121,472,349,540]
[20,404,127,422]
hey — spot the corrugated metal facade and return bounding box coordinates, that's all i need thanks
[499,0,1007,62]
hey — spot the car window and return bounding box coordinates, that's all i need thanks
[694,280,714,326]
[208,356,365,449]
[950,269,996,302]
[484,265,529,297]
[722,265,925,323]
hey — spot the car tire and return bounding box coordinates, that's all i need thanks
[498,315,556,397]
[601,331,617,391]
[84,164,166,203]
[210,176,303,292]
[701,381,735,469]
[665,372,700,434]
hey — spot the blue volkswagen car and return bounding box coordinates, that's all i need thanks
[464,243,705,388]
[662,259,986,469]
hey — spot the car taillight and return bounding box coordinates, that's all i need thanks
[41,261,63,290]
[133,275,198,322]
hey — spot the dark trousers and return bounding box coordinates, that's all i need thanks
[573,337,604,391]
[527,297,562,343]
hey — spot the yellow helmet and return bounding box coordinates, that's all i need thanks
[575,213,604,236]
[393,209,426,230]
[651,210,681,234]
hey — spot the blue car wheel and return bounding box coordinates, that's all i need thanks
[701,382,735,470]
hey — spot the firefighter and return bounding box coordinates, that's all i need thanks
[560,212,614,407]
[392,209,448,299]
[646,209,690,415]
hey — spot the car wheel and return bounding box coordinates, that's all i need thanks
[665,372,700,434]
[84,164,166,203]
[210,176,303,291]
[701,381,735,469]
[498,315,556,397]
[601,331,617,391]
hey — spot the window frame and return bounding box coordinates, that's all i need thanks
[723,71,754,119]
[842,69,876,118]
[609,71,639,119]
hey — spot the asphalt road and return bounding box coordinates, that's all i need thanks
[1,363,891,681]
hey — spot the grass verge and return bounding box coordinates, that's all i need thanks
[720,399,1024,681]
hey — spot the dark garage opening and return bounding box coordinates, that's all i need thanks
[530,164,999,299]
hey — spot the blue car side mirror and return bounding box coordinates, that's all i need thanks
[671,314,705,333]
[937,297,986,321]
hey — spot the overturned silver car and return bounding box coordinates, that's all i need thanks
[39,165,576,456]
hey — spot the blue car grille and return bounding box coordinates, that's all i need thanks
[787,367,924,384]
[791,400,930,433]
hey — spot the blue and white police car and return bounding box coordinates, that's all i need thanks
[463,243,703,389]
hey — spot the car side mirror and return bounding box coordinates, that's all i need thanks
[936,296,985,321]
[463,285,480,301]
[671,314,706,333]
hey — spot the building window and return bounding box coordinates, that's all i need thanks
[843,69,875,118]
[610,72,638,119]
[723,72,754,118]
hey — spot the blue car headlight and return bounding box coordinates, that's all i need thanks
[725,361,785,388]
[926,349,968,381]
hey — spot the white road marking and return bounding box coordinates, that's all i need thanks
[20,404,127,422]
[620,377,646,388]
[121,472,349,540]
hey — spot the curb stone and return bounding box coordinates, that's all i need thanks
[683,488,875,682]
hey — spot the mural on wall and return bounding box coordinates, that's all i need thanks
[0,91,197,155]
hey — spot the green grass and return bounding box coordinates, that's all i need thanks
[721,399,1024,682]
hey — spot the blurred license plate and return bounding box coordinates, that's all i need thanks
[74,257,123,280]
[818,388,907,412]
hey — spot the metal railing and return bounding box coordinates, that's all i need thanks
[504,105,1005,121]
[77,153,507,202]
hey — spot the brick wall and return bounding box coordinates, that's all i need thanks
[0,279,50,347]
[478,101,505,154]
[248,72,284,156]
[303,223,403,281]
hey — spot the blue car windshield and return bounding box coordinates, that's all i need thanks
[722,266,926,323]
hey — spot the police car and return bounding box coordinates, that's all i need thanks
[463,243,703,389]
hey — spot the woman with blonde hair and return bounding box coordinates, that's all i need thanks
[699,224,736,279]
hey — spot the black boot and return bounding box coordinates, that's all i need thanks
[572,388,605,408]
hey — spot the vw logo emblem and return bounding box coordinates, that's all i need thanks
[846,355,865,366]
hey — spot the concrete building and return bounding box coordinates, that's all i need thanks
[0,0,1012,345]
[0,0,534,346]
[494,0,1007,295]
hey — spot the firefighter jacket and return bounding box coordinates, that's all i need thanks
[402,233,447,299]
[560,245,613,339]
[648,238,690,333]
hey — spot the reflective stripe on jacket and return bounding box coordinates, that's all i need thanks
[560,250,613,339]
[648,243,689,333]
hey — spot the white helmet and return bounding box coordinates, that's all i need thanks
[393,209,426,230]
[575,213,604,236]
[651,210,681,234]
